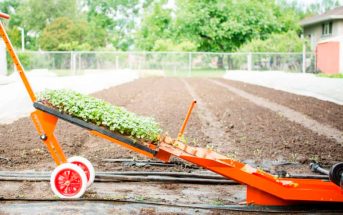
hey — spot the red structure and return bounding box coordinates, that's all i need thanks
[316,38,342,74]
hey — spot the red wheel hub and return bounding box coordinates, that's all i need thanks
[55,168,83,196]
[71,161,90,181]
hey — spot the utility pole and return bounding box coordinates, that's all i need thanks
[17,27,25,51]
[302,34,306,73]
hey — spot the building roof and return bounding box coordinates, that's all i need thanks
[300,6,343,27]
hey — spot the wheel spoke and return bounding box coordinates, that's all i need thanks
[54,168,83,197]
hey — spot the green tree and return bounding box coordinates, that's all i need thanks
[17,0,78,32]
[1,0,79,50]
[0,0,23,48]
[136,1,174,51]
[39,17,103,51]
[136,0,301,53]
[238,31,307,52]
[86,0,153,50]
[0,0,21,27]
[175,0,300,52]
[152,39,197,52]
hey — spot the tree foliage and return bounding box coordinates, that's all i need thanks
[39,17,106,51]
[86,0,153,50]
[238,31,307,52]
[136,1,174,51]
[136,0,301,52]
[17,0,78,32]
[1,0,342,52]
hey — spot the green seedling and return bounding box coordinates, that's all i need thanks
[39,89,162,142]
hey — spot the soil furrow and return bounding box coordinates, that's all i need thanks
[181,79,231,150]
[210,79,343,144]
[187,78,342,171]
[216,79,343,131]
[1,77,341,174]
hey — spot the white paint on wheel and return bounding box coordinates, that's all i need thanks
[68,156,95,187]
[50,163,87,199]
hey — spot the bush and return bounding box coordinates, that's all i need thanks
[39,89,162,142]
[238,31,308,52]
[152,39,197,52]
[6,52,31,75]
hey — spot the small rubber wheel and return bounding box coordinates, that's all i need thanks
[68,156,95,187]
[50,163,87,199]
[329,162,343,186]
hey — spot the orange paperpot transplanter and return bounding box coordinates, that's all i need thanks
[1,12,342,206]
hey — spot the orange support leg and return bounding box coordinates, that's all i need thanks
[31,110,67,165]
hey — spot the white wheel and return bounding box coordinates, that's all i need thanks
[50,163,87,199]
[68,156,95,187]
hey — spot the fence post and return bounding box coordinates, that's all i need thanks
[302,35,306,73]
[247,52,252,71]
[115,55,119,71]
[188,52,192,76]
[70,52,74,75]
[78,52,81,74]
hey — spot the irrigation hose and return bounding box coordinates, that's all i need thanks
[310,163,329,175]
[0,171,329,182]
[0,198,342,213]
[0,172,237,184]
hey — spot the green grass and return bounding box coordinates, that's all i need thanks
[317,73,343,79]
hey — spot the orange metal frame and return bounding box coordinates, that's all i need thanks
[1,12,342,206]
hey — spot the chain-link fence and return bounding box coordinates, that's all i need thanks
[6,51,316,76]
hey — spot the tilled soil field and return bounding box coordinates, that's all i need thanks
[218,79,343,131]
[0,77,342,174]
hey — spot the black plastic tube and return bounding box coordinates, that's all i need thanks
[310,163,329,175]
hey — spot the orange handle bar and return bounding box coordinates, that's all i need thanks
[177,100,197,140]
[0,12,10,20]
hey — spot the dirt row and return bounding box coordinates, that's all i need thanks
[218,79,343,131]
[0,77,342,174]
[187,78,342,171]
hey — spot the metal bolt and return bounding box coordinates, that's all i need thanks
[40,134,47,141]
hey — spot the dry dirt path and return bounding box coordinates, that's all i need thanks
[210,79,343,145]
[217,78,343,132]
[181,79,230,151]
